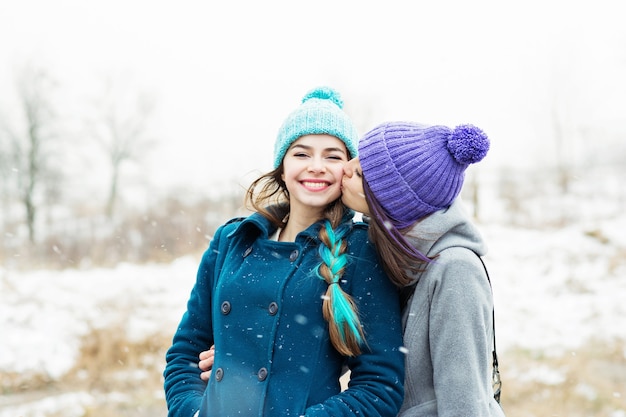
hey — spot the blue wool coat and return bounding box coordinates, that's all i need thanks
[164,210,405,417]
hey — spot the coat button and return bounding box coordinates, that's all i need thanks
[257,367,268,381]
[243,247,253,258]
[268,302,278,315]
[215,367,224,381]
[289,250,299,262]
[221,301,231,314]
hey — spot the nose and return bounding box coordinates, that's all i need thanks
[307,156,326,173]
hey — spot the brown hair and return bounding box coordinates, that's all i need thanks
[246,166,364,356]
[362,179,432,288]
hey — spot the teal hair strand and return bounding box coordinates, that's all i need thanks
[317,220,363,347]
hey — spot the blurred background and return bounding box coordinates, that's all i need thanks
[1,1,625,416]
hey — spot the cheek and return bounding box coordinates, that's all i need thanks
[345,177,360,194]
[330,164,345,181]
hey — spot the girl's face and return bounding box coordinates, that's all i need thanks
[341,158,371,216]
[281,134,348,216]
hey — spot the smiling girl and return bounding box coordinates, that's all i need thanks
[163,88,405,417]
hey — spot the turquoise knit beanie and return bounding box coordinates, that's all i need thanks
[273,87,359,168]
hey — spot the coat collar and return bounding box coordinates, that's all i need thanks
[227,205,356,243]
[227,210,323,242]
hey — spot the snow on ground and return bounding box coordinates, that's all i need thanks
[2,217,625,381]
[0,213,625,416]
[484,218,626,353]
[0,257,198,380]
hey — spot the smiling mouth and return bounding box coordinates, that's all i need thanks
[301,181,330,190]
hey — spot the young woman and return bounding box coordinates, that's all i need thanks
[163,88,405,417]
[342,121,505,416]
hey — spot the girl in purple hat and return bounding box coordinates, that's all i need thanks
[341,121,505,417]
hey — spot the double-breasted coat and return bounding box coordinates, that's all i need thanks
[164,209,405,417]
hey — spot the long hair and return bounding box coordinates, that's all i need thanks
[317,204,365,356]
[246,166,365,357]
[245,167,289,228]
[362,179,432,288]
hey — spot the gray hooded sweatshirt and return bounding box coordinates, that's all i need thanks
[398,199,505,417]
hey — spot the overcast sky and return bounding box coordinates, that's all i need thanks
[1,0,624,193]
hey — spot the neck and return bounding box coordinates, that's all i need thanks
[279,204,324,242]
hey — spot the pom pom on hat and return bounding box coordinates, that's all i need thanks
[273,87,359,168]
[447,124,490,165]
[301,86,344,108]
[359,121,490,227]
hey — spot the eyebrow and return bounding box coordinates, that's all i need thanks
[290,144,347,154]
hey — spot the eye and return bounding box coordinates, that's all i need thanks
[326,151,347,161]
[355,169,363,178]
[293,152,309,158]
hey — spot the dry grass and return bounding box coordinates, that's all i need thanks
[61,327,171,416]
[0,327,171,417]
[500,338,626,417]
[2,325,625,417]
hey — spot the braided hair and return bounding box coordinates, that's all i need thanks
[316,203,365,357]
[362,178,432,288]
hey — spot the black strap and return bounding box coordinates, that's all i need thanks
[403,249,502,404]
[476,256,502,404]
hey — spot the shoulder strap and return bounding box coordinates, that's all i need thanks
[476,255,502,404]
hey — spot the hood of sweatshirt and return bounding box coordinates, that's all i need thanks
[403,198,487,259]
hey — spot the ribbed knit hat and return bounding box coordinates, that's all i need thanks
[359,121,490,227]
[273,87,359,168]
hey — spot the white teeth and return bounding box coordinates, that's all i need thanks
[302,181,327,189]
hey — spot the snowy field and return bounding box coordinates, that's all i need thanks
[1,212,626,416]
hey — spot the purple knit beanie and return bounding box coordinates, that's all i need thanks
[359,121,490,228]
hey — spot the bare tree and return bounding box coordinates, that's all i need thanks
[86,77,157,218]
[0,127,13,252]
[551,98,573,194]
[1,65,58,243]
